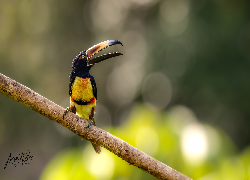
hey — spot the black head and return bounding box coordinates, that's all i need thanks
[70,40,123,78]
[70,50,92,79]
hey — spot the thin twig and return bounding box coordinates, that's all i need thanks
[0,72,191,180]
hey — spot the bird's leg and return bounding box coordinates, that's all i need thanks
[84,120,94,135]
[84,107,96,135]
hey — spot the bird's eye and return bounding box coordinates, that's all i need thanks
[81,55,85,59]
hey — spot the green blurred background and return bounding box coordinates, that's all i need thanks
[1,0,250,179]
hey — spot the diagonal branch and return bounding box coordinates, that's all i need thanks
[0,72,191,180]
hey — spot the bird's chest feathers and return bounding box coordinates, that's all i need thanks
[71,77,94,102]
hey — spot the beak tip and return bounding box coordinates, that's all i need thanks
[108,40,123,47]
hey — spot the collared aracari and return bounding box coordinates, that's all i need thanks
[63,40,123,154]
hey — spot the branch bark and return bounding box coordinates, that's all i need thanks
[0,72,191,180]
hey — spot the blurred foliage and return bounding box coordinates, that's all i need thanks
[40,106,250,180]
[1,0,250,179]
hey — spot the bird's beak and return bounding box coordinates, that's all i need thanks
[86,40,123,65]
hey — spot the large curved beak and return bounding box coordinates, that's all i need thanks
[86,40,123,65]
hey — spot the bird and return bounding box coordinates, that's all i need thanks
[63,40,123,153]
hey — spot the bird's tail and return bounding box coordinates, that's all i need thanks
[91,142,101,154]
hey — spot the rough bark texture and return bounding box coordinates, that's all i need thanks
[0,72,191,180]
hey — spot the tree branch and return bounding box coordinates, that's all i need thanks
[0,72,191,180]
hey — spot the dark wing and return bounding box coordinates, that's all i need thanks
[90,75,97,100]
[69,74,76,96]
[69,57,78,96]
[69,75,75,96]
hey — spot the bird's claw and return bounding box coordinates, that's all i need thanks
[63,107,72,119]
[84,120,93,135]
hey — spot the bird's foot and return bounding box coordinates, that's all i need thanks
[84,120,93,135]
[63,107,72,119]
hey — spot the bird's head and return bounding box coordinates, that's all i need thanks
[72,40,123,73]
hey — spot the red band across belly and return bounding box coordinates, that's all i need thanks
[71,95,96,105]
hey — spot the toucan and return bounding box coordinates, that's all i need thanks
[63,40,123,153]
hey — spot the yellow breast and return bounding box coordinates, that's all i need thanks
[71,77,94,102]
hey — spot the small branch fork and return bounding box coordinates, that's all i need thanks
[0,72,191,180]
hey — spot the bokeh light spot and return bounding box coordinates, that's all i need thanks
[181,123,208,165]
[84,147,115,179]
[142,72,172,110]
[107,64,138,106]
[160,0,189,24]
[168,105,197,134]
[91,0,125,32]
[159,0,189,36]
